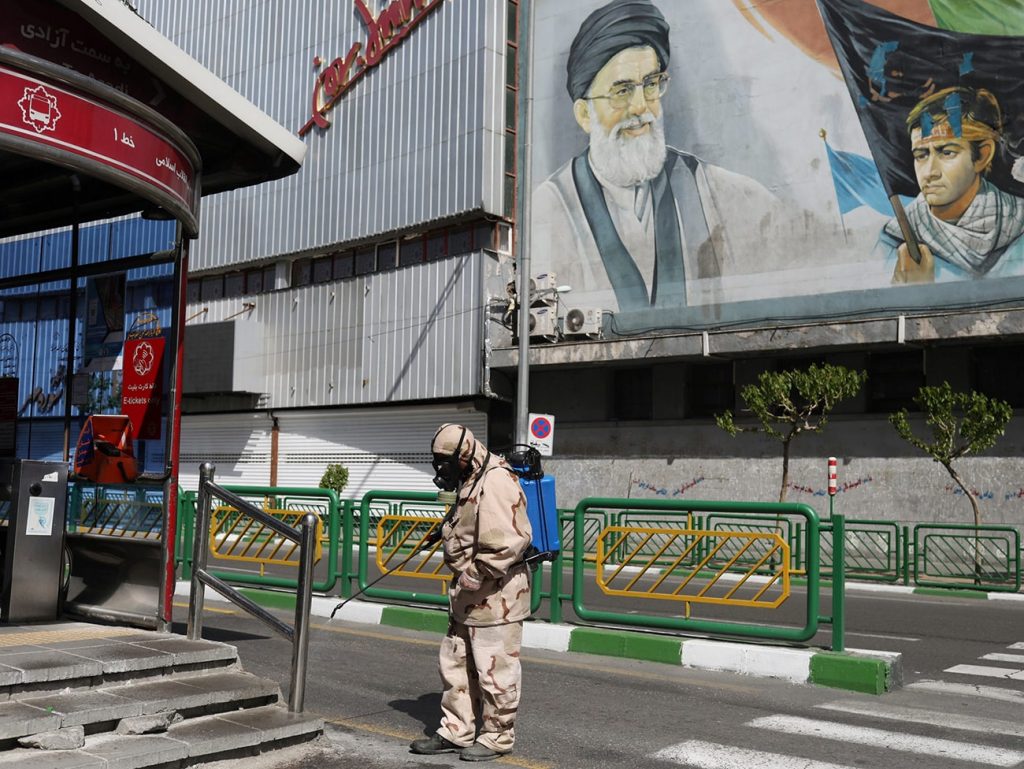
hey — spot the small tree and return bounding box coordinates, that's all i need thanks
[319,463,350,497]
[716,363,866,502]
[890,382,1011,530]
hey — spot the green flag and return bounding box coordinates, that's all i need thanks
[929,0,1024,36]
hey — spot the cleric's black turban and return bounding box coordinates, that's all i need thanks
[566,0,671,101]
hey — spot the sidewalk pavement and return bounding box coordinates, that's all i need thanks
[175,579,931,696]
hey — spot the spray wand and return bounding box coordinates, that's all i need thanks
[330,491,456,619]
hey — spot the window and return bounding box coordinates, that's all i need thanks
[186,280,200,303]
[200,276,223,301]
[224,272,245,298]
[354,247,376,275]
[247,268,265,294]
[291,259,311,288]
[400,238,424,267]
[313,256,333,283]
[333,251,354,279]
[449,226,473,255]
[376,242,397,271]
[867,351,923,412]
[686,362,734,418]
[426,231,447,261]
[611,368,653,421]
[473,222,494,251]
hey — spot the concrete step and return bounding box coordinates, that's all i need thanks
[0,627,238,700]
[0,671,281,745]
[0,704,324,767]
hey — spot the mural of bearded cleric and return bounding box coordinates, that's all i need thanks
[532,0,797,315]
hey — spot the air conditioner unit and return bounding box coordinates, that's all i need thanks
[529,272,558,295]
[563,306,603,339]
[528,306,559,341]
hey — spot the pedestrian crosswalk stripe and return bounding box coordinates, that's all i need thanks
[984,653,1024,664]
[817,700,1024,739]
[907,680,1024,704]
[748,715,1024,767]
[945,663,1024,679]
[651,740,860,769]
[1009,642,1024,650]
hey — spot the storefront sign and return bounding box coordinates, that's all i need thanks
[299,0,445,136]
[0,64,197,217]
[122,336,165,440]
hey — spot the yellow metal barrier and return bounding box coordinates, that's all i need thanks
[210,505,323,567]
[596,525,791,609]
[375,514,448,586]
[78,498,162,539]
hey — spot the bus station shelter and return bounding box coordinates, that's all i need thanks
[0,0,305,629]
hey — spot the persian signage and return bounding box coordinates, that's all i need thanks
[122,336,165,441]
[0,63,197,221]
[299,0,446,136]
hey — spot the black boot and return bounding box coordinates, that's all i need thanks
[460,742,509,762]
[410,733,461,755]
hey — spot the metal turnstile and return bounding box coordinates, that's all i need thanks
[0,459,68,622]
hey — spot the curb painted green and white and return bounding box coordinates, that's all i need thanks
[176,582,903,695]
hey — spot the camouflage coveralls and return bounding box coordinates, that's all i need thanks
[434,429,532,753]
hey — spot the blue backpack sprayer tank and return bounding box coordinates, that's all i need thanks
[503,445,560,564]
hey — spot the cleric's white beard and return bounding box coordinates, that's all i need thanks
[587,105,667,188]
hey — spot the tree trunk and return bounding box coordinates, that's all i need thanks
[945,462,983,584]
[779,438,791,504]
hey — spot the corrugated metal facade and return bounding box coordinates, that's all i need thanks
[177,404,487,493]
[187,252,486,406]
[138,0,508,272]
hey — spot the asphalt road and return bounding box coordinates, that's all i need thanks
[181,587,1024,769]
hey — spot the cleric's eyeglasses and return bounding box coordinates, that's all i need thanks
[589,72,670,109]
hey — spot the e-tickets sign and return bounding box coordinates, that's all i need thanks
[299,0,446,136]
[121,336,165,440]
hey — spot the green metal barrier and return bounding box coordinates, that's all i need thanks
[193,486,343,594]
[567,497,845,649]
[358,490,543,613]
[913,523,1022,592]
[822,519,903,583]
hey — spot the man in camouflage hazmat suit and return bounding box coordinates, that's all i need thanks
[410,424,533,762]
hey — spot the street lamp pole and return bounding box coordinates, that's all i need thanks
[514,0,538,447]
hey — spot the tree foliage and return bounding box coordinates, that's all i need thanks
[717,363,866,502]
[890,382,1011,528]
[319,463,350,496]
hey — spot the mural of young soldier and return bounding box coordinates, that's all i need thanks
[882,87,1024,283]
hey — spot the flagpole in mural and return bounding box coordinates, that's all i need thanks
[816,0,1024,280]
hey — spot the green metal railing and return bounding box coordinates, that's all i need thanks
[564,497,846,649]
[914,523,1021,592]
[156,483,1024,653]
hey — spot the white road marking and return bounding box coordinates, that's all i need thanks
[982,653,1024,664]
[846,631,920,642]
[945,664,1024,680]
[651,740,860,769]
[1007,642,1024,650]
[748,715,1024,767]
[907,680,1024,704]
[817,699,1024,739]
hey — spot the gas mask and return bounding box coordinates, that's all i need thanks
[431,427,472,491]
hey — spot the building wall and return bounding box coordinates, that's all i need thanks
[138,0,510,271]
[184,251,490,407]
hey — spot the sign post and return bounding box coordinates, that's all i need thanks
[827,456,837,519]
[527,413,554,457]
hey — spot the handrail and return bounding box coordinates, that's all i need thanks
[186,463,316,713]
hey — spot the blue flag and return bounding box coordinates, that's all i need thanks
[824,141,891,215]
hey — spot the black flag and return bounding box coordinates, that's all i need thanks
[816,0,1024,199]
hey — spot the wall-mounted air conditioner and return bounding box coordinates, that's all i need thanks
[563,307,603,339]
[528,306,559,341]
